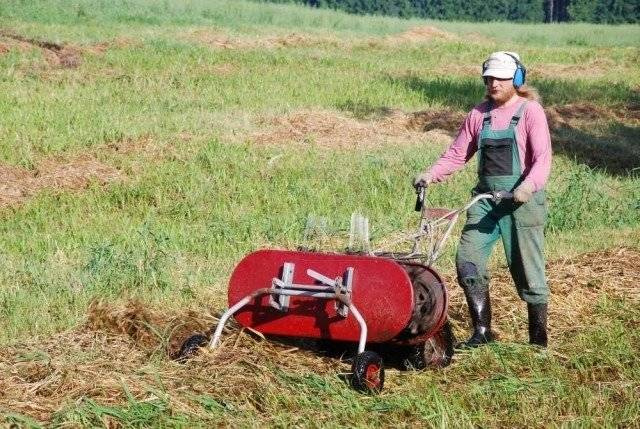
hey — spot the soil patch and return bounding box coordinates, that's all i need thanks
[250,109,463,148]
[0,157,123,208]
[0,30,81,68]
[0,247,637,423]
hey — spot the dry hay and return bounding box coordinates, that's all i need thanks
[102,134,196,173]
[187,29,339,50]
[0,31,133,71]
[205,62,237,76]
[81,37,137,56]
[0,156,123,208]
[427,63,480,77]
[444,247,639,344]
[250,109,463,148]
[532,58,617,80]
[0,247,638,423]
[104,135,159,156]
[364,26,459,48]
[383,26,458,44]
[546,102,640,129]
[0,299,342,423]
[407,110,466,133]
[0,38,31,54]
[461,32,496,45]
[187,26,475,52]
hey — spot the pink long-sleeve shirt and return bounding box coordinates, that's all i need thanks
[428,97,552,192]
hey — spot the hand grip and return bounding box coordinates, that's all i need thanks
[493,190,513,200]
[414,186,425,212]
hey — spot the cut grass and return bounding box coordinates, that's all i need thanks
[2,248,638,426]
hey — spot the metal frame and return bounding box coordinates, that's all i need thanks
[209,264,369,354]
[373,190,513,266]
[207,190,513,353]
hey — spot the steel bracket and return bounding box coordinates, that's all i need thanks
[269,262,294,311]
[307,267,354,318]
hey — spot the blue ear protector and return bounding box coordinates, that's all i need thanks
[482,53,527,88]
[505,53,526,88]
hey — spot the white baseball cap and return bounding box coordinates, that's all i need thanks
[482,51,520,79]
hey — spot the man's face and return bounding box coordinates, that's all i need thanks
[485,76,516,104]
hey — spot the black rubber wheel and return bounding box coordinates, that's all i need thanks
[174,333,209,363]
[402,320,456,370]
[351,351,385,393]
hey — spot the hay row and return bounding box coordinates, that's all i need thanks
[248,102,636,149]
[0,157,123,208]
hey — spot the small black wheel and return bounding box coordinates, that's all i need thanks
[351,351,384,393]
[174,334,209,363]
[402,320,456,370]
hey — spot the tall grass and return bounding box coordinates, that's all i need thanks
[0,0,638,341]
[0,141,637,341]
[0,0,639,46]
[0,0,637,344]
[0,38,637,164]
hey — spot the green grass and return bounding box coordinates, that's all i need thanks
[2,0,639,46]
[0,0,639,427]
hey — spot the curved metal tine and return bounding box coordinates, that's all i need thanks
[349,212,371,254]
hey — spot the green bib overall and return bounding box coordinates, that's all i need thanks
[456,101,549,305]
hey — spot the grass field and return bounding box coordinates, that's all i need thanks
[0,0,639,427]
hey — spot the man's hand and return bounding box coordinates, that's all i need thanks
[513,181,534,203]
[413,171,433,190]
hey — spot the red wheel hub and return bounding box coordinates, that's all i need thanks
[365,364,381,389]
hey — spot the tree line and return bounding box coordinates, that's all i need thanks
[262,0,640,23]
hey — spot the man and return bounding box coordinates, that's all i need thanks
[414,51,552,348]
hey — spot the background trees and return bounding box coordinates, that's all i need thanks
[264,0,640,23]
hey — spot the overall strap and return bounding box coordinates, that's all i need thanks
[482,101,493,126]
[509,101,528,126]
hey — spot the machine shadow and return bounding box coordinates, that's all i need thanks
[383,75,640,176]
[265,334,420,372]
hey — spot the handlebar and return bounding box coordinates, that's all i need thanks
[373,187,514,263]
[489,190,513,200]
[414,186,425,212]
[414,185,513,213]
